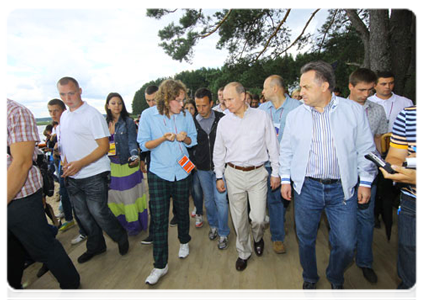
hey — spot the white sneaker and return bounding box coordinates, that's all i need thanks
[191,207,197,218]
[71,234,87,245]
[145,264,168,285]
[178,243,189,258]
[195,215,204,228]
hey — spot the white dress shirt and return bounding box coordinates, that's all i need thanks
[213,106,280,178]
[367,93,413,132]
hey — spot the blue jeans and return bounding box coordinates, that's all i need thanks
[8,190,80,289]
[397,193,416,289]
[66,172,128,254]
[197,170,230,237]
[355,182,376,268]
[58,166,87,236]
[192,170,204,215]
[266,167,286,242]
[294,178,357,286]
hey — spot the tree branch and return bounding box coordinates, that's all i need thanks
[255,9,291,61]
[277,9,320,57]
[318,9,339,53]
[200,9,233,38]
[345,9,369,40]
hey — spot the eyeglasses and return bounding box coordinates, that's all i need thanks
[171,99,185,104]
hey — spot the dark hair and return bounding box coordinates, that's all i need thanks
[156,79,187,118]
[349,68,377,86]
[184,99,198,116]
[300,61,336,92]
[218,87,224,92]
[376,71,395,83]
[105,92,130,123]
[252,94,260,101]
[195,88,212,102]
[57,77,80,88]
[145,85,159,95]
[47,98,66,110]
[52,121,59,126]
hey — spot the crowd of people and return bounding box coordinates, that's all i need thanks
[7,60,416,290]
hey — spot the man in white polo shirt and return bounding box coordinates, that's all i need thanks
[57,76,129,264]
[367,71,413,132]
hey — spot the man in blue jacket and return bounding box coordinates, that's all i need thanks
[279,61,377,289]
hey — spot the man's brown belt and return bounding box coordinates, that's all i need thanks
[227,162,264,172]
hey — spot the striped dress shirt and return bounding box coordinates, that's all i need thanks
[305,99,341,179]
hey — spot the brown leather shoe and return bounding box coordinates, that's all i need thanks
[235,257,248,271]
[272,241,286,254]
[254,238,264,256]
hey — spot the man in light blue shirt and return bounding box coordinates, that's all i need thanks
[137,79,197,285]
[259,75,300,254]
[279,61,377,289]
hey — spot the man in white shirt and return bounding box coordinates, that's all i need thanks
[367,71,413,132]
[212,87,227,113]
[213,82,280,271]
[57,77,129,264]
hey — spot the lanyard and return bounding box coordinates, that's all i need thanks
[163,115,184,153]
[387,102,394,124]
[269,105,284,123]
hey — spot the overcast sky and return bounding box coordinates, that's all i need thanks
[5,5,330,118]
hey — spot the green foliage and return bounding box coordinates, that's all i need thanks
[131,77,169,115]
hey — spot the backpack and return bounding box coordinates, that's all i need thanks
[7,146,55,197]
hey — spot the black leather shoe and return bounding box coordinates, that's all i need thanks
[118,239,129,255]
[57,283,79,300]
[77,248,106,264]
[235,257,248,271]
[36,264,49,278]
[330,283,347,300]
[254,238,264,256]
[303,281,316,300]
[361,267,378,284]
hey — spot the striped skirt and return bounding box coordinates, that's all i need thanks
[108,156,148,236]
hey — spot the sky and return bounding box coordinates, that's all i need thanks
[5,4,329,118]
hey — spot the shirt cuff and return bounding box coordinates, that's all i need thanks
[281,174,291,184]
[359,180,373,188]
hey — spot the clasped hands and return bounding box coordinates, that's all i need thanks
[163,131,187,143]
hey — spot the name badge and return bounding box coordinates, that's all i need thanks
[178,155,195,174]
[108,142,116,156]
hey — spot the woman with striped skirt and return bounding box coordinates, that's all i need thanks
[105,92,148,236]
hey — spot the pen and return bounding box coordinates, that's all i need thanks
[412,146,420,153]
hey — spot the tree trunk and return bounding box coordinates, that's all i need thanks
[369,10,391,72]
[345,9,370,68]
[389,9,415,101]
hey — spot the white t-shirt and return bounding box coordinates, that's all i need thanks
[58,101,111,179]
[368,93,413,132]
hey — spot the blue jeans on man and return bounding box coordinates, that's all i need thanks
[66,171,127,254]
[197,170,230,237]
[355,181,377,269]
[397,193,416,289]
[266,166,286,242]
[294,178,357,287]
[192,170,204,215]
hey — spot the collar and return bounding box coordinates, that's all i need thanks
[196,109,215,122]
[303,94,339,113]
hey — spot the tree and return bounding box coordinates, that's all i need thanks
[147,8,415,100]
[131,77,168,115]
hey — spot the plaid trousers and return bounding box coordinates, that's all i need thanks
[148,172,192,269]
